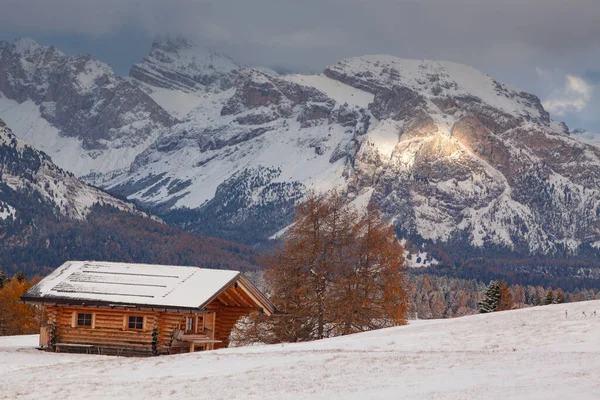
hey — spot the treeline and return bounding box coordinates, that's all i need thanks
[402,236,600,292]
[409,274,598,319]
[0,204,259,277]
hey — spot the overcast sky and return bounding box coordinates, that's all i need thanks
[1,0,599,132]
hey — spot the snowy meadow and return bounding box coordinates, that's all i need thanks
[1,300,599,399]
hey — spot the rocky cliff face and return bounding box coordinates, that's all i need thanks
[324,56,600,254]
[2,38,600,257]
[0,38,175,176]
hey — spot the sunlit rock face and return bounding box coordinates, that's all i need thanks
[328,56,600,254]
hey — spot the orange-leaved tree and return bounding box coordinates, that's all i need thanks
[496,280,514,311]
[0,273,44,336]
[257,190,408,343]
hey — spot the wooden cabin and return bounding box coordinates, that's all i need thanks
[21,261,274,356]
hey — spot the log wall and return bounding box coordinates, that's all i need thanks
[206,305,256,349]
[44,306,195,355]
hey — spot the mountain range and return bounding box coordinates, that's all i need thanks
[2,37,600,277]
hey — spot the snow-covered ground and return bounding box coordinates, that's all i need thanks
[1,300,600,399]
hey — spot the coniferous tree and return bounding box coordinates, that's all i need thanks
[257,190,408,343]
[554,289,566,304]
[478,280,501,313]
[0,269,6,289]
[496,280,514,311]
[543,289,554,305]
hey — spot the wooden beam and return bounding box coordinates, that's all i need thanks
[219,290,238,306]
[233,285,258,308]
[238,281,273,316]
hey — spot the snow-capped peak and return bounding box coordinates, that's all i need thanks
[150,37,239,73]
[325,55,549,124]
[130,37,240,94]
[11,37,45,56]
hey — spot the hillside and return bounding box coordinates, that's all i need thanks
[0,118,257,276]
[1,301,599,399]
[2,37,600,266]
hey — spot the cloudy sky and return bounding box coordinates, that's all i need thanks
[1,0,599,132]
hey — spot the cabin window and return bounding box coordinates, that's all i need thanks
[186,317,195,333]
[128,316,144,330]
[77,313,93,327]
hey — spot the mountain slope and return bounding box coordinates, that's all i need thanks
[0,118,139,220]
[2,300,600,399]
[103,67,367,242]
[0,118,257,276]
[325,56,600,254]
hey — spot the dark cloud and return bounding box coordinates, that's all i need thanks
[1,0,599,69]
[0,0,599,130]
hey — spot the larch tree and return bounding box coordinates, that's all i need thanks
[496,281,514,311]
[0,274,44,336]
[554,289,566,304]
[334,205,408,334]
[263,191,356,341]
[259,191,408,343]
[543,288,554,306]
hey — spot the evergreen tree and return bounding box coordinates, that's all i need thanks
[543,289,554,305]
[478,280,501,313]
[14,271,26,283]
[0,269,6,289]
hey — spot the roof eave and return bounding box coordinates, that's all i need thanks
[20,296,208,313]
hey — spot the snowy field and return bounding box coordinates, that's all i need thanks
[1,300,600,400]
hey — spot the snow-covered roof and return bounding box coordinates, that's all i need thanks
[22,261,267,311]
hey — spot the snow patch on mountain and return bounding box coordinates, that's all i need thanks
[364,119,402,159]
[0,202,15,220]
[73,58,115,93]
[326,55,546,121]
[0,94,156,177]
[137,83,209,119]
[284,74,374,108]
